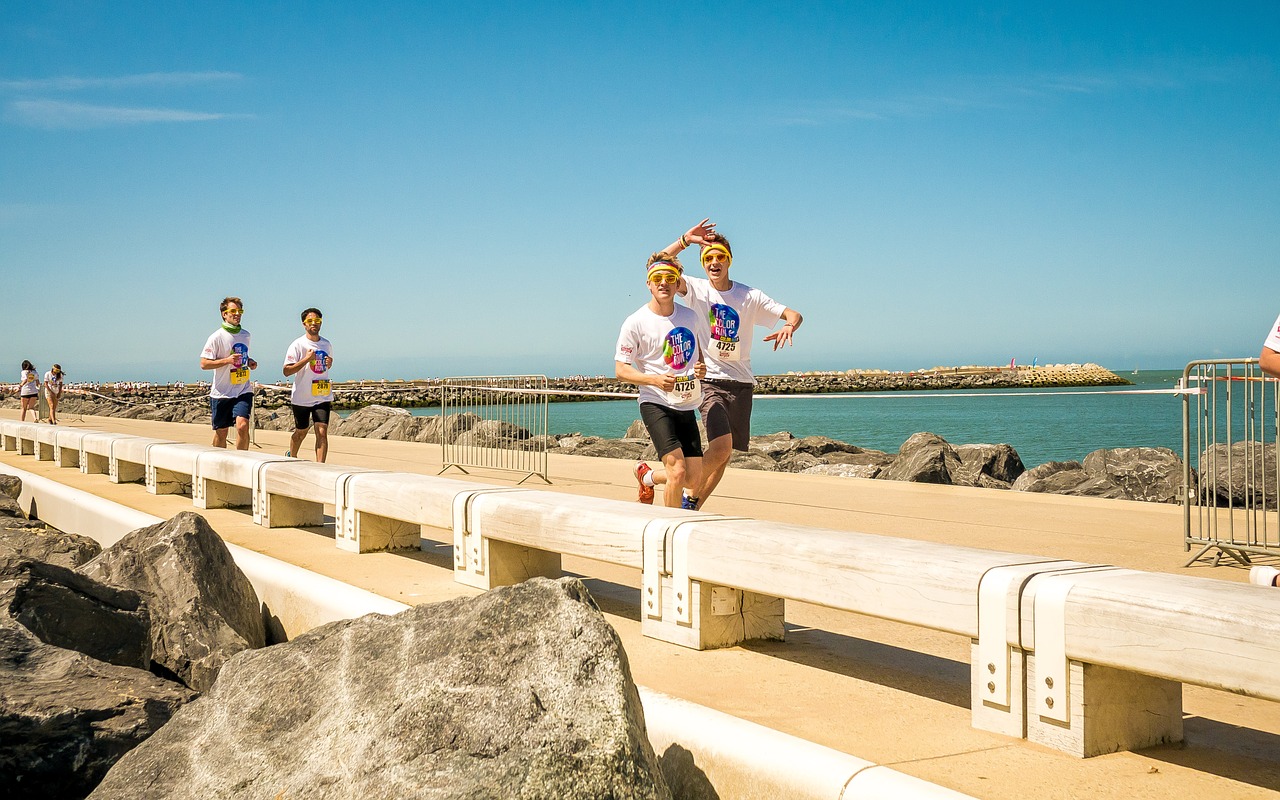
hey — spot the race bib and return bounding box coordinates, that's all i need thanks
[667,376,701,406]
[714,337,741,362]
[311,379,331,396]
[230,367,250,385]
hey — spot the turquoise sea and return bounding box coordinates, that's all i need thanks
[410,370,1193,468]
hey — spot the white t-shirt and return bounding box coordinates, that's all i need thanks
[682,276,786,384]
[43,371,63,396]
[1264,313,1280,353]
[284,335,334,406]
[18,369,38,397]
[201,328,254,399]
[615,303,708,411]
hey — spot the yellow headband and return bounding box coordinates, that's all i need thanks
[647,261,681,281]
[700,243,732,265]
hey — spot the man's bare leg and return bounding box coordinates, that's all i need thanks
[693,434,733,510]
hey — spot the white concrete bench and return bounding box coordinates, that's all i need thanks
[108,436,180,484]
[254,460,381,529]
[0,419,20,451]
[33,424,68,461]
[195,449,296,509]
[79,432,135,476]
[5,422,40,456]
[54,428,95,469]
[144,443,221,497]
[335,471,494,554]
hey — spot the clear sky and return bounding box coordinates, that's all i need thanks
[2,1,1277,382]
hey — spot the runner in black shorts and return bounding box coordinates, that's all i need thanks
[615,255,709,509]
[283,308,335,462]
[636,220,804,509]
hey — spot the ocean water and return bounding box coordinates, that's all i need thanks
[408,370,1194,468]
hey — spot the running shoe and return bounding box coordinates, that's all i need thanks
[681,493,698,510]
[285,450,292,458]
[634,462,655,504]
[1250,565,1279,587]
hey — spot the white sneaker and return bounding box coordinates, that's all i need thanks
[1248,565,1279,588]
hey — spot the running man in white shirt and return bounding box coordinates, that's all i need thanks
[199,297,257,449]
[616,255,709,509]
[634,219,804,510]
[283,308,335,462]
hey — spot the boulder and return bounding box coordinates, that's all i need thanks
[801,463,882,479]
[453,419,532,449]
[91,578,670,799]
[748,432,797,457]
[366,414,425,441]
[0,525,102,569]
[776,451,824,473]
[788,435,864,457]
[1197,441,1276,506]
[1,556,151,669]
[728,452,781,471]
[0,474,21,500]
[953,444,1025,487]
[558,434,603,453]
[1082,447,1187,504]
[878,432,961,484]
[414,412,481,444]
[0,623,196,800]
[625,419,647,439]
[80,512,266,692]
[574,439,650,460]
[821,450,895,468]
[331,404,411,438]
[1011,461,1128,499]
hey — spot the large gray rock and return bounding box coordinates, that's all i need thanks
[0,492,23,519]
[1197,441,1276,506]
[0,524,102,569]
[574,439,650,460]
[414,412,481,444]
[80,512,265,692]
[1083,447,1187,504]
[1,556,151,669]
[953,444,1025,487]
[1011,461,1128,499]
[776,451,824,473]
[728,452,782,471]
[820,450,894,468]
[0,474,21,500]
[748,432,797,457]
[801,463,882,479]
[366,414,425,441]
[91,578,670,800]
[879,432,961,484]
[454,418,532,448]
[0,623,196,800]
[330,404,411,438]
[625,419,647,439]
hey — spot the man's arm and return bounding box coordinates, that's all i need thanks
[616,361,676,392]
[283,347,315,377]
[1261,347,1280,379]
[763,307,804,350]
[657,218,718,261]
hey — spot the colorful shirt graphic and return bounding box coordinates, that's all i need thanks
[708,304,740,343]
[663,327,696,371]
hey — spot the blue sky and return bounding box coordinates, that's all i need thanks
[2,1,1277,382]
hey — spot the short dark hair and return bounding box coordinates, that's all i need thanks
[220,296,243,313]
[21,360,33,371]
[704,232,732,257]
[301,307,322,322]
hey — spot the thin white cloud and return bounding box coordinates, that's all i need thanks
[0,71,243,92]
[7,99,251,129]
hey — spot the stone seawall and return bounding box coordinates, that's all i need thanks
[5,363,1129,411]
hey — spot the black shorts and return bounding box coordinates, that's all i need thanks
[700,380,754,451]
[211,393,254,430]
[639,402,703,460]
[292,402,332,429]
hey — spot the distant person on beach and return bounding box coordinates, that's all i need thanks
[616,255,709,509]
[43,364,64,424]
[283,307,334,462]
[18,360,39,422]
[634,219,804,510]
[1260,313,1280,380]
[199,296,257,449]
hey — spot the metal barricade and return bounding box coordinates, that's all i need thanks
[439,375,551,485]
[1182,359,1279,566]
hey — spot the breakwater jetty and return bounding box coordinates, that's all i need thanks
[19,363,1129,412]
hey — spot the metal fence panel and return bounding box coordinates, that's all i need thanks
[440,375,550,485]
[1182,359,1279,566]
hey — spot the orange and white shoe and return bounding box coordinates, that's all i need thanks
[634,462,655,504]
[1249,565,1279,587]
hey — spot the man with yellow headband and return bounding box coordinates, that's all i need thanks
[615,255,710,509]
[634,219,804,510]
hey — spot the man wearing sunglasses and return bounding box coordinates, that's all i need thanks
[633,219,804,510]
[615,256,709,509]
[199,296,257,449]
[283,308,335,462]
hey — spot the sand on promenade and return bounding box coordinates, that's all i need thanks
[3,409,1279,800]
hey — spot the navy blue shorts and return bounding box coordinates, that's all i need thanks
[211,393,254,430]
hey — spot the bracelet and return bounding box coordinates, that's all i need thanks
[679,235,688,248]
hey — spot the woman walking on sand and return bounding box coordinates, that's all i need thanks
[18,360,40,422]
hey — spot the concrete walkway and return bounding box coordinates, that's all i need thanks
[4,409,1279,799]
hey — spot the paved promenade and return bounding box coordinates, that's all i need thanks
[3,409,1279,799]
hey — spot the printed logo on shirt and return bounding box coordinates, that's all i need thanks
[708,304,740,342]
[662,327,696,371]
[230,343,250,385]
[311,350,330,374]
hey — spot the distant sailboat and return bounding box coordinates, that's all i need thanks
[1132,365,1140,375]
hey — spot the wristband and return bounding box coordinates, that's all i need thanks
[679,235,688,248]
